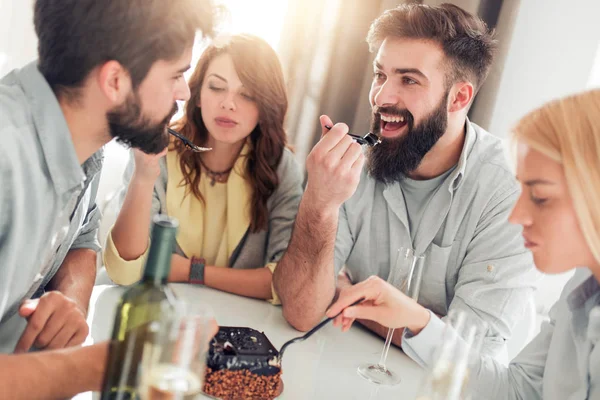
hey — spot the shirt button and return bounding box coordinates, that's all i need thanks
[487,265,494,272]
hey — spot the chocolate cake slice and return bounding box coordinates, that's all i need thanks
[207,326,281,375]
[204,327,283,399]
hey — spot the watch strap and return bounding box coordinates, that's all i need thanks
[189,256,206,285]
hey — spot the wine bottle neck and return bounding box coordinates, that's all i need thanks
[141,217,178,284]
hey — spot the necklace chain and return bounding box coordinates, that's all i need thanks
[199,158,233,186]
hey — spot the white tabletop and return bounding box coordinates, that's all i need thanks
[81,284,425,400]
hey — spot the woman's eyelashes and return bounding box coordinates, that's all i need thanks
[208,83,255,102]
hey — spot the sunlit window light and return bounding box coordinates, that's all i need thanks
[174,0,289,121]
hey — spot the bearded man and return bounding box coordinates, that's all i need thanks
[273,3,538,362]
[0,0,215,355]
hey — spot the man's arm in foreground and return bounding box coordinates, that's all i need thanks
[48,248,97,314]
[274,199,340,331]
[273,116,364,331]
[0,342,108,400]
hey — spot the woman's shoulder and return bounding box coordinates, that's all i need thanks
[276,147,302,180]
[155,150,172,187]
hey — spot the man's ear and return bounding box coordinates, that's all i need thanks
[96,61,132,106]
[448,81,474,113]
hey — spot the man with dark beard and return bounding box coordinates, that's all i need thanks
[0,0,216,396]
[274,3,538,363]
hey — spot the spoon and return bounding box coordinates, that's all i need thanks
[168,128,212,152]
[276,298,364,364]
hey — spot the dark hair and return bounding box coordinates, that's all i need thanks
[172,34,288,233]
[367,3,497,92]
[34,0,217,99]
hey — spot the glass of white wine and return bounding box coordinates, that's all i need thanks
[357,247,425,386]
[138,301,213,400]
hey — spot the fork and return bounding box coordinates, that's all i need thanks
[277,298,364,363]
[168,128,212,152]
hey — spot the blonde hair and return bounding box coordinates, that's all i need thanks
[512,89,600,263]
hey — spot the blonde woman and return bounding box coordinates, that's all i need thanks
[327,89,600,399]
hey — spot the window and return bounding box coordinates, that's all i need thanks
[587,40,600,88]
[176,0,290,119]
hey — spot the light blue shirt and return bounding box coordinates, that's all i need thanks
[0,62,103,352]
[405,268,600,399]
[335,120,539,360]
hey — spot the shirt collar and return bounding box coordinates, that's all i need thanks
[16,61,85,194]
[568,274,600,311]
[447,118,477,192]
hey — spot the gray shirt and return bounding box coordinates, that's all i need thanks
[406,268,600,399]
[400,167,454,243]
[0,62,103,352]
[335,120,539,359]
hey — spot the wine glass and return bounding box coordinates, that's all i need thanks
[357,247,425,385]
[137,301,213,400]
[415,309,489,400]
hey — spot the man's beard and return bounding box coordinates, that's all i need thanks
[367,92,449,184]
[107,92,177,154]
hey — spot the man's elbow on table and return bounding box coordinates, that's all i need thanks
[280,290,335,332]
[282,305,324,332]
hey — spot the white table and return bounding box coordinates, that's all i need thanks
[82,284,425,399]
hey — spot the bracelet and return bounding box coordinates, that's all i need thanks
[189,256,206,285]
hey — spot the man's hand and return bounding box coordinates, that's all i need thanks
[326,275,430,334]
[15,291,89,353]
[303,115,364,212]
[132,147,168,184]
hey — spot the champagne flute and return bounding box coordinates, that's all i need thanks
[415,309,489,400]
[357,247,425,385]
[138,301,213,400]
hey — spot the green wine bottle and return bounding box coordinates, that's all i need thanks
[100,215,179,400]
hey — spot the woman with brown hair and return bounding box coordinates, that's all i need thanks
[103,34,303,303]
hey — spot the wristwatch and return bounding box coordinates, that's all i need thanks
[189,256,206,285]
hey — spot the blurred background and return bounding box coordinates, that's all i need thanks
[2,0,600,160]
[1,0,600,353]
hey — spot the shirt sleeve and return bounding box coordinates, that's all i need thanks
[70,171,102,252]
[0,144,25,322]
[103,230,148,285]
[0,153,18,316]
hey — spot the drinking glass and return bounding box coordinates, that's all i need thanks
[415,309,489,400]
[138,301,213,400]
[357,247,425,385]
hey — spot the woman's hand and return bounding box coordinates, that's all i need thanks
[326,275,430,334]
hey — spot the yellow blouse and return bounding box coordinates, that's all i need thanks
[103,145,279,303]
[166,144,252,266]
